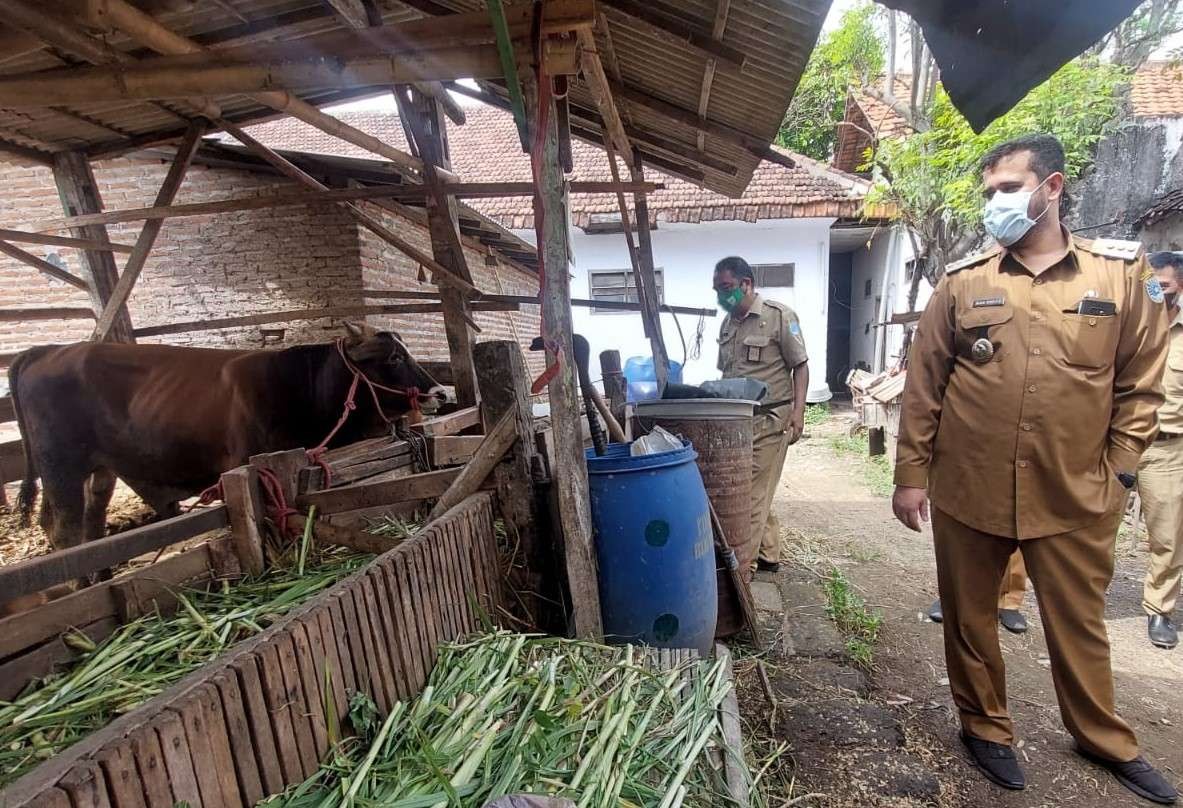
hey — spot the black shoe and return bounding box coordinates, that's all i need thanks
[927,598,943,623]
[1077,747,1178,805]
[998,609,1028,634]
[755,559,780,573]
[1148,614,1178,649]
[960,732,1026,790]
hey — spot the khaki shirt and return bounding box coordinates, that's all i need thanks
[895,234,1167,539]
[1158,308,1183,434]
[718,294,808,434]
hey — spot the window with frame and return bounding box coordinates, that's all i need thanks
[588,268,665,313]
[751,263,795,288]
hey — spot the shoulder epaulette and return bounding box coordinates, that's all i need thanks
[1078,237,1143,262]
[945,247,1001,275]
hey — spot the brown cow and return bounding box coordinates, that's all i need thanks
[8,323,444,552]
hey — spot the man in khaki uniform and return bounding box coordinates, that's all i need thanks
[714,256,809,573]
[1136,251,1183,650]
[893,134,1176,803]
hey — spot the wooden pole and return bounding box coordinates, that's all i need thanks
[92,120,204,341]
[599,349,627,428]
[220,466,266,575]
[51,150,135,342]
[629,150,670,390]
[0,228,134,253]
[530,74,603,639]
[0,240,89,290]
[426,410,516,521]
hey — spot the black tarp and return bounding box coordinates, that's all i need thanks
[878,0,1143,131]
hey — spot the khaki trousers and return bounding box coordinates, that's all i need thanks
[998,552,1028,611]
[751,416,791,564]
[1136,436,1183,616]
[932,507,1139,762]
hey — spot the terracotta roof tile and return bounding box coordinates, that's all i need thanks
[1131,62,1183,118]
[223,104,869,229]
[855,77,914,140]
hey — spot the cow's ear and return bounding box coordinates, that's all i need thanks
[346,332,395,363]
[342,321,376,343]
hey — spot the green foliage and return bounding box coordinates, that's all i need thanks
[867,57,1128,275]
[777,2,883,160]
[803,403,830,426]
[827,433,894,498]
[824,567,883,668]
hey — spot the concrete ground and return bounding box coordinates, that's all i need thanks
[734,409,1183,808]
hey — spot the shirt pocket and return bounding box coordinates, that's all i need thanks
[742,335,772,364]
[956,304,1014,360]
[1061,313,1119,369]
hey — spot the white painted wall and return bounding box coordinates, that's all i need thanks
[522,218,836,400]
[848,226,921,373]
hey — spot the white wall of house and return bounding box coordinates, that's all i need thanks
[848,226,922,373]
[520,217,836,400]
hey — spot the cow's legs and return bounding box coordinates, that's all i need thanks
[40,473,87,555]
[123,480,181,522]
[85,470,118,582]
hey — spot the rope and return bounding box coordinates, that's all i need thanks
[257,467,298,538]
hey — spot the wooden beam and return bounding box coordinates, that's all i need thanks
[0,136,52,165]
[426,410,516,520]
[296,467,463,514]
[220,465,265,576]
[599,0,745,69]
[0,506,228,602]
[321,0,370,28]
[92,120,204,342]
[530,76,602,639]
[132,301,517,337]
[0,307,96,321]
[0,42,581,105]
[567,122,708,185]
[0,240,89,290]
[576,29,632,161]
[409,405,481,437]
[630,150,671,390]
[426,434,485,467]
[52,150,135,342]
[0,227,134,254]
[696,0,731,151]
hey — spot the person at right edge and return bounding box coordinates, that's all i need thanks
[892,134,1177,804]
[1137,251,1183,650]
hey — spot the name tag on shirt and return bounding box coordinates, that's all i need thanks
[1076,298,1117,316]
[972,297,1005,308]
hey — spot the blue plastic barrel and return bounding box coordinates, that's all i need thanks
[623,356,684,402]
[585,441,718,653]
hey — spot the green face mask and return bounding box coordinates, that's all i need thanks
[717,287,744,312]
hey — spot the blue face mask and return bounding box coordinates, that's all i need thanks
[982,175,1056,247]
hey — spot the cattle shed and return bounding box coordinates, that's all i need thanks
[0,1,832,806]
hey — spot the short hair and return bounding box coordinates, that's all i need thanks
[1149,251,1183,283]
[979,134,1066,179]
[714,256,755,284]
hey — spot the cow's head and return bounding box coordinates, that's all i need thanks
[342,323,448,421]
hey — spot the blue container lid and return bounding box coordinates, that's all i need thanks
[585,440,698,474]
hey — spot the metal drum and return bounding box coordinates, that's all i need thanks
[633,399,754,636]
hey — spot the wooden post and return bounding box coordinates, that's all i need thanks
[599,350,627,428]
[530,76,603,639]
[51,151,135,342]
[868,427,886,457]
[630,151,670,390]
[398,87,479,407]
[92,120,204,341]
[220,466,266,575]
[475,339,555,628]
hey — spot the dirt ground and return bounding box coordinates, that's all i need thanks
[743,407,1183,807]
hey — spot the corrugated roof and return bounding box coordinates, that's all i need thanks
[1131,61,1183,118]
[219,104,875,228]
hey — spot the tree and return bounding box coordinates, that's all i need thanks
[1092,0,1183,68]
[776,2,883,161]
[867,58,1128,310]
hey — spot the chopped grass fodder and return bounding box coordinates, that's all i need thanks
[0,546,370,787]
[263,632,748,808]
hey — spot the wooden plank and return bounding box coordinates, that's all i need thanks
[178,690,225,808]
[0,228,134,254]
[599,0,744,67]
[715,644,749,808]
[0,307,95,321]
[275,632,319,777]
[427,410,515,520]
[0,240,89,290]
[313,607,350,728]
[155,712,203,808]
[288,621,329,760]
[427,434,485,467]
[336,588,374,706]
[366,566,410,701]
[424,531,456,641]
[392,550,431,687]
[230,657,285,797]
[355,576,396,711]
[301,452,413,491]
[411,542,442,659]
[210,670,264,808]
[111,540,224,622]
[381,553,427,693]
[409,406,481,438]
[52,150,134,343]
[256,640,304,784]
[96,744,147,808]
[326,597,359,699]
[0,506,228,602]
[0,617,118,702]
[198,684,245,808]
[220,466,265,576]
[128,728,174,808]
[297,467,462,514]
[59,762,112,808]
[438,523,467,635]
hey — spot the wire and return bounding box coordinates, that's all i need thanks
[670,309,688,366]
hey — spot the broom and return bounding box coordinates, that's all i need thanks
[708,499,764,649]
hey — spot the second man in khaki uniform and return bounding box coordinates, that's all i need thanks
[713,256,809,572]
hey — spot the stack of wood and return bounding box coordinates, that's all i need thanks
[847,368,907,407]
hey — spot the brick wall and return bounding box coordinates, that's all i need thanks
[358,205,543,375]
